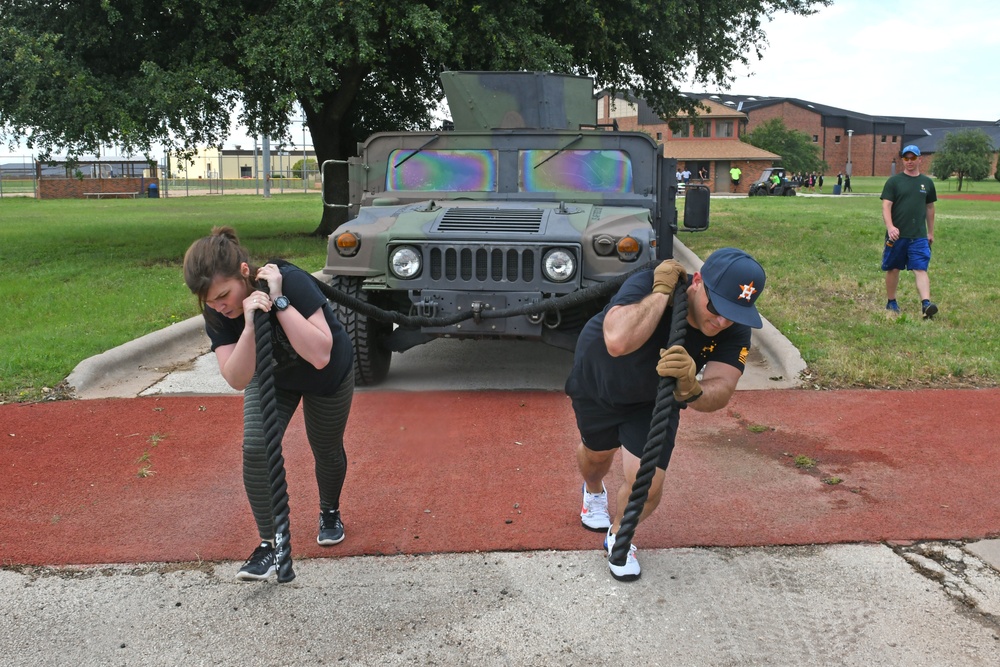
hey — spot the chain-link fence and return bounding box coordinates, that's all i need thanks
[161,148,321,197]
[1,151,324,198]
[0,156,38,198]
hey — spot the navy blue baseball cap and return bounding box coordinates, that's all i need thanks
[901,145,921,157]
[700,248,766,328]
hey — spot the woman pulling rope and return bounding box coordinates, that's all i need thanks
[184,227,355,582]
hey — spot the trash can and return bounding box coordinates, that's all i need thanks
[833,184,842,195]
[147,183,159,198]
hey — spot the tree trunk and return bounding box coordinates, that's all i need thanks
[301,69,366,237]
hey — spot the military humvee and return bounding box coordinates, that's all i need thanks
[322,71,709,385]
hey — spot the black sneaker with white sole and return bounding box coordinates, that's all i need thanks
[236,541,276,581]
[317,509,345,546]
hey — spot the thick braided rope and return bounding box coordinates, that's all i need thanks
[253,307,296,583]
[609,281,689,567]
[313,260,657,328]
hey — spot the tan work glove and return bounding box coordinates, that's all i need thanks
[652,259,687,302]
[656,345,703,403]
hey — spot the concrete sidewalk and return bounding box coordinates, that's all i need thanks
[67,239,808,400]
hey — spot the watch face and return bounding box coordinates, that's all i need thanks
[274,296,290,310]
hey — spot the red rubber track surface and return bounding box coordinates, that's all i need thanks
[3,389,998,566]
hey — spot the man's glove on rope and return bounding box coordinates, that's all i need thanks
[656,345,703,403]
[652,260,687,304]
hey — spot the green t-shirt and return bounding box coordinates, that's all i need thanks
[880,173,937,238]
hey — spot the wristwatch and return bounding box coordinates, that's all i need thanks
[273,295,290,311]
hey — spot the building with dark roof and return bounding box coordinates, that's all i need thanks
[599,90,999,191]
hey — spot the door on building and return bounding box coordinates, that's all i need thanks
[715,161,730,193]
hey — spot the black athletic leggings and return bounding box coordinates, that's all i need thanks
[241,371,353,541]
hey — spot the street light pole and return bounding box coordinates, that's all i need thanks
[302,120,308,194]
[846,129,854,177]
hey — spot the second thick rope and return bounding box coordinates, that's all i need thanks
[609,280,689,567]
[254,303,296,583]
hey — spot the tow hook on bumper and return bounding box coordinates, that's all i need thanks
[471,300,492,324]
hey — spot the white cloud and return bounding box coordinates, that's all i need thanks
[705,0,1000,120]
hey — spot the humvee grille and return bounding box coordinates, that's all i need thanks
[429,246,537,283]
[437,208,544,233]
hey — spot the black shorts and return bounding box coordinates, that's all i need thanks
[570,392,680,470]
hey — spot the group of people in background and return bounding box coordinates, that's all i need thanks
[836,172,853,193]
[789,172,824,192]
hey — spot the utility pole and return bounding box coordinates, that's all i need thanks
[846,129,854,177]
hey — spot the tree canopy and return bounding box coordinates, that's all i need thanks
[1,0,828,232]
[741,118,825,175]
[929,128,996,192]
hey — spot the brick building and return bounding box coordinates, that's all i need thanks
[601,91,999,182]
[598,93,780,194]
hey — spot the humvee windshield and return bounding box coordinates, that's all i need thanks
[520,149,633,193]
[387,149,497,192]
[384,148,635,195]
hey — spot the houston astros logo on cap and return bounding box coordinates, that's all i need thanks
[699,248,767,328]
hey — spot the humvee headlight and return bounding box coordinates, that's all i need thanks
[616,236,641,261]
[389,246,422,279]
[335,231,361,257]
[542,248,576,283]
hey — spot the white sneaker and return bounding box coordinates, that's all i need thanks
[604,529,641,582]
[580,483,612,531]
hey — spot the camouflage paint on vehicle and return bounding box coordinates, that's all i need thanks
[323,71,706,385]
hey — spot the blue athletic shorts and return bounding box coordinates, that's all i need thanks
[570,393,680,470]
[881,237,931,272]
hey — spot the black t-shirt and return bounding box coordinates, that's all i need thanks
[566,268,751,410]
[204,262,353,394]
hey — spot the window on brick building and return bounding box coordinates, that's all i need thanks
[834,136,841,143]
[671,124,690,138]
[892,136,898,143]
[716,121,734,138]
[656,132,662,140]
[693,120,711,138]
[812,135,819,142]
[608,97,638,119]
[880,135,887,143]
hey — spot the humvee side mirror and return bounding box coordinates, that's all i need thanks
[682,185,710,232]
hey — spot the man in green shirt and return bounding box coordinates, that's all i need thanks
[729,165,741,192]
[880,145,937,318]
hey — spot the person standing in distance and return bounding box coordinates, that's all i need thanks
[567,248,766,581]
[881,145,938,318]
[729,165,742,192]
[184,226,355,581]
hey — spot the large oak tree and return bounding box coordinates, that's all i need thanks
[1,0,827,234]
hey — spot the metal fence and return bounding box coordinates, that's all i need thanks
[0,156,38,198]
[0,154,324,198]
[161,168,321,197]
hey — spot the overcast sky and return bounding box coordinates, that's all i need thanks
[698,0,1000,120]
[3,0,998,160]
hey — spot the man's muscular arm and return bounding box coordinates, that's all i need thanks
[603,292,670,357]
[687,361,742,412]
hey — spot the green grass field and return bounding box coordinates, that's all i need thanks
[686,192,999,389]
[1,195,329,401]
[2,190,998,402]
